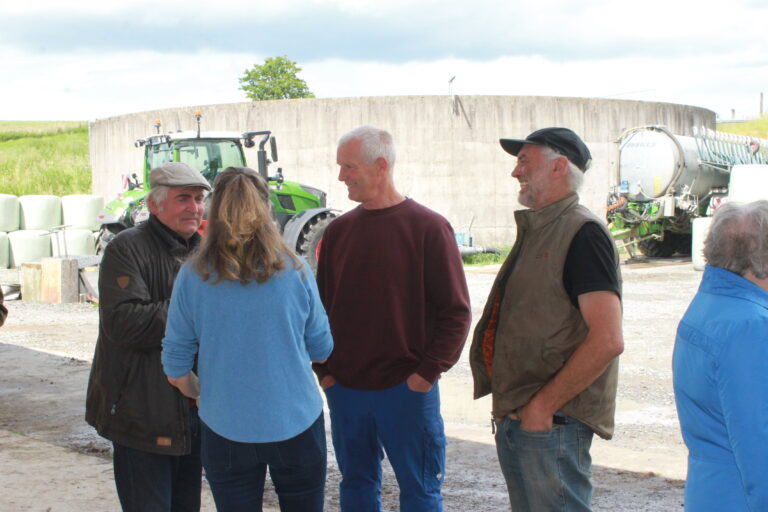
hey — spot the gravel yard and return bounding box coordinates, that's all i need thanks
[0,258,699,511]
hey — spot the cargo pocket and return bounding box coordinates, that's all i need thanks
[422,421,447,494]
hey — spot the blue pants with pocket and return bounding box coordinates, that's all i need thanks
[494,415,594,511]
[325,380,446,512]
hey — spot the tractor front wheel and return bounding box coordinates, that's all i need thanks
[297,213,336,274]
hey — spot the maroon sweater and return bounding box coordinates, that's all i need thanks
[314,199,471,390]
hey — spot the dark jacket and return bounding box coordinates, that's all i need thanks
[85,215,200,455]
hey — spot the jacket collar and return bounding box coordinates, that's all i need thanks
[702,265,768,310]
[514,193,580,232]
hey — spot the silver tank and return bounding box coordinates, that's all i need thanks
[618,126,728,201]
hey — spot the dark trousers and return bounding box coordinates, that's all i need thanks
[201,413,327,512]
[112,409,202,512]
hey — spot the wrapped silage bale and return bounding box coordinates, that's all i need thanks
[61,194,104,231]
[19,195,62,231]
[51,228,96,257]
[8,230,52,267]
[0,232,9,269]
[0,194,20,232]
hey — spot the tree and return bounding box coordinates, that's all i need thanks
[239,56,315,101]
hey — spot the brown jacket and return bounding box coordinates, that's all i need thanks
[469,194,621,439]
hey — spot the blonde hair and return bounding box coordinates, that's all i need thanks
[192,167,300,284]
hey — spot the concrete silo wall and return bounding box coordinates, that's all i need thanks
[89,95,715,246]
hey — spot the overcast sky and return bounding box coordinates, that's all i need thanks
[1,0,766,121]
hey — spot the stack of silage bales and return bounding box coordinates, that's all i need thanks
[0,194,104,268]
[57,195,104,257]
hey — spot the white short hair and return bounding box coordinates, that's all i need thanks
[338,125,396,175]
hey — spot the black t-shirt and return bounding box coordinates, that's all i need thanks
[563,222,621,308]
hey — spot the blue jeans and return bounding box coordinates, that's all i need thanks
[325,381,446,512]
[200,413,326,512]
[494,415,594,512]
[112,408,202,512]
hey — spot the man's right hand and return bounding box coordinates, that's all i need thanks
[320,375,336,390]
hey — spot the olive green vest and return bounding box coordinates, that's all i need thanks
[470,194,621,439]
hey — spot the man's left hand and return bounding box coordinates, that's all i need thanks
[406,373,433,392]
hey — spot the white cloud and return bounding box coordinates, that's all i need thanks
[0,1,766,120]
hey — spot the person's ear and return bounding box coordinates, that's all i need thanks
[375,157,389,176]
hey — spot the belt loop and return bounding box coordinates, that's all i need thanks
[490,413,496,435]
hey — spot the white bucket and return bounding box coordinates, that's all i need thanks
[691,217,712,271]
[61,194,104,231]
[0,194,20,232]
[18,195,62,231]
[728,164,768,204]
[51,228,96,257]
[8,230,52,267]
[0,232,9,269]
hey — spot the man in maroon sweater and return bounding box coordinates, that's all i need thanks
[314,125,471,511]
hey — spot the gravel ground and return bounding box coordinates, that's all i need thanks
[0,258,700,511]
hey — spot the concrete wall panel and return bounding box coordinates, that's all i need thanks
[89,96,715,246]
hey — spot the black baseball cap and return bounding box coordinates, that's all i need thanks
[500,127,592,172]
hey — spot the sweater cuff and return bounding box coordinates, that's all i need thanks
[415,362,442,385]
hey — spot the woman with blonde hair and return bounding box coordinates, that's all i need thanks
[162,166,333,511]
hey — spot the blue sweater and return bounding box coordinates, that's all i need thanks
[162,258,333,443]
[673,265,768,511]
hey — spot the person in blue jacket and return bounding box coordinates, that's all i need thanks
[673,200,768,512]
[162,166,333,511]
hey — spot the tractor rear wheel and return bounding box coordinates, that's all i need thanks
[297,213,336,274]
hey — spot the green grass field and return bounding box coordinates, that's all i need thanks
[0,121,90,196]
[717,114,768,140]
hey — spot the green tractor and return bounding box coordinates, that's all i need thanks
[96,113,336,271]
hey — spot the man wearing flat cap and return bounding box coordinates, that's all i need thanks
[470,127,624,511]
[86,162,210,511]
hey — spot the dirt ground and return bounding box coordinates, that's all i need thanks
[0,259,700,511]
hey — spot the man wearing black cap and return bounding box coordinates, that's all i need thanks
[86,162,210,511]
[470,127,623,511]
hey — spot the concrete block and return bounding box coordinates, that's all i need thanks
[21,263,42,302]
[40,258,80,303]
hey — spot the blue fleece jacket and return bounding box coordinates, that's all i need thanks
[673,265,768,511]
[162,258,333,443]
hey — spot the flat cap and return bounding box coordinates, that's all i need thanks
[149,162,211,191]
[500,127,592,172]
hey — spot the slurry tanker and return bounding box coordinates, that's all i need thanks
[607,125,768,258]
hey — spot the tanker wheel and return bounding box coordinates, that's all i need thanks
[638,236,676,258]
[671,233,692,256]
[297,212,337,274]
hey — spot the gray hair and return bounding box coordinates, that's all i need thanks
[148,185,171,212]
[704,200,768,278]
[338,125,397,175]
[540,146,583,192]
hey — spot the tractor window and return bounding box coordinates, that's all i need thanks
[217,141,247,171]
[147,143,173,170]
[178,143,212,180]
